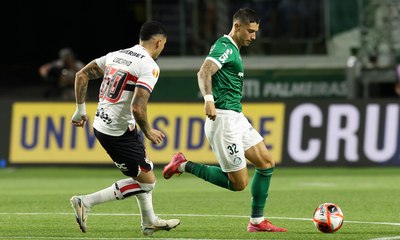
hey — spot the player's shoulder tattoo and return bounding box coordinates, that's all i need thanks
[202,59,219,75]
[85,60,104,79]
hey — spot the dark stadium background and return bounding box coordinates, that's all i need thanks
[1,0,145,92]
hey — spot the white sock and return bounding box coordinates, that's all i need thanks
[250,217,265,225]
[83,178,144,207]
[178,161,187,172]
[83,186,116,208]
[135,191,156,226]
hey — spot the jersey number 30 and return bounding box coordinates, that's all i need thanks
[99,67,128,103]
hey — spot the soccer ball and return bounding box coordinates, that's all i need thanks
[313,202,344,233]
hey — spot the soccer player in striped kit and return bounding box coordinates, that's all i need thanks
[70,21,180,236]
[163,8,287,233]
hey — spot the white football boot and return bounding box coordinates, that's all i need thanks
[141,216,180,236]
[70,195,91,233]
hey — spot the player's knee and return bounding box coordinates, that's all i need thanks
[113,178,155,200]
[232,181,248,191]
[138,182,155,192]
[266,153,276,166]
[259,153,275,168]
[113,179,134,200]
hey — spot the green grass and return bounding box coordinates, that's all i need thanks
[0,166,400,239]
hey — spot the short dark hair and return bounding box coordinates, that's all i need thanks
[139,21,167,41]
[233,8,260,24]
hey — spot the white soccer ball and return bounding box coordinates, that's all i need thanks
[313,202,344,233]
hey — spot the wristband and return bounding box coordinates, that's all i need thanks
[76,103,86,115]
[203,94,214,102]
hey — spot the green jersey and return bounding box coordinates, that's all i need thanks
[206,35,244,112]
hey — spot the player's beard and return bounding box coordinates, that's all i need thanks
[244,40,252,46]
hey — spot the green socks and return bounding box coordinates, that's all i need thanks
[251,168,274,218]
[185,161,236,191]
[183,161,274,217]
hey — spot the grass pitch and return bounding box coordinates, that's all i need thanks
[0,166,399,240]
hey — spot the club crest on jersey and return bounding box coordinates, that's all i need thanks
[152,68,159,78]
[238,72,244,78]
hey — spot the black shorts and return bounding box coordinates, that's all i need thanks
[94,128,153,177]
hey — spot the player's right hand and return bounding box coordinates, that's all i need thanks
[204,101,217,121]
[145,129,165,144]
[71,110,88,128]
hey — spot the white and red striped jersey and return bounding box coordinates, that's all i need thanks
[93,45,160,136]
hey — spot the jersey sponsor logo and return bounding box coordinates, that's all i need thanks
[95,107,112,124]
[119,49,145,59]
[218,48,233,63]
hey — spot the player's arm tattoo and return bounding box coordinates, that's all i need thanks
[197,60,219,96]
[75,60,104,104]
[131,87,151,135]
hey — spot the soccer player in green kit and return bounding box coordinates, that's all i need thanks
[163,8,287,232]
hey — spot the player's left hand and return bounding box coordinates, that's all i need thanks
[204,101,217,121]
[146,129,165,144]
[71,110,88,128]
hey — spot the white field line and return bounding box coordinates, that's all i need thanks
[370,237,400,240]
[0,212,399,226]
[0,238,257,240]
[0,238,251,240]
